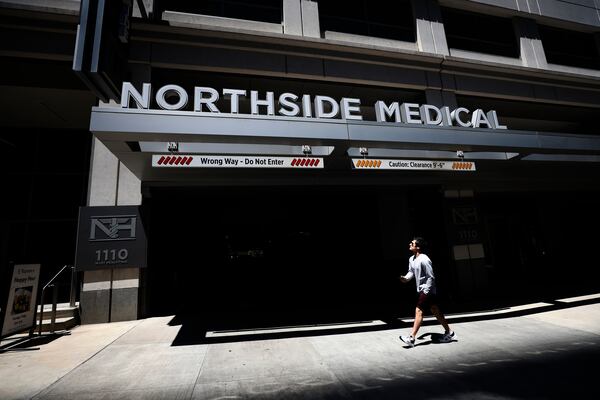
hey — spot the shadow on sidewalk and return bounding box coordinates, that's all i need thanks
[168,294,600,346]
[0,332,70,353]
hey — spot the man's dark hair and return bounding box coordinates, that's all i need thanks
[413,237,428,252]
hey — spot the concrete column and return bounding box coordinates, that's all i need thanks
[117,161,142,206]
[513,17,548,69]
[110,267,140,322]
[411,0,449,55]
[81,136,142,324]
[80,269,112,324]
[87,136,119,208]
[301,0,320,38]
[81,137,117,324]
[112,162,141,322]
[283,0,302,36]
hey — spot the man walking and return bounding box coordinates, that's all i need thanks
[399,237,456,347]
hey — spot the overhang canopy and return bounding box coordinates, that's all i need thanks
[90,106,600,181]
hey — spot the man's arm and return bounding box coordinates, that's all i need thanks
[400,270,414,283]
[421,257,434,293]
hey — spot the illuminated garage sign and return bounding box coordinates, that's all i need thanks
[152,155,324,168]
[121,83,507,129]
[352,159,476,171]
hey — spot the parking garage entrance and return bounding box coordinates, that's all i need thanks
[143,184,448,329]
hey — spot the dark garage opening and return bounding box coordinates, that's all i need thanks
[142,185,448,330]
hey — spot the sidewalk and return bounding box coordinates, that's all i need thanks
[1,295,599,400]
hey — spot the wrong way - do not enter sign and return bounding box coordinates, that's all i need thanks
[152,155,324,168]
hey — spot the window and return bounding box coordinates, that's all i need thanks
[442,8,519,58]
[539,25,600,70]
[158,0,282,24]
[318,0,415,42]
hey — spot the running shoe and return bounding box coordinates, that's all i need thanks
[400,335,415,347]
[439,330,457,343]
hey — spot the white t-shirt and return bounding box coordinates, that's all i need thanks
[404,254,436,295]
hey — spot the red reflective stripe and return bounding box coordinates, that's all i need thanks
[164,156,171,165]
[314,159,320,167]
[309,159,315,166]
[157,156,165,165]
[291,158,297,166]
[186,156,193,165]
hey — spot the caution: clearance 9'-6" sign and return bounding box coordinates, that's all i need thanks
[352,159,476,171]
[152,155,324,168]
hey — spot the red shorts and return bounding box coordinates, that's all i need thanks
[416,292,438,311]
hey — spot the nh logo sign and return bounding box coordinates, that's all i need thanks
[90,216,137,241]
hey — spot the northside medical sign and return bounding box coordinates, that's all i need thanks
[120,82,508,130]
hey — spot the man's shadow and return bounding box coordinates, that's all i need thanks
[400,332,457,348]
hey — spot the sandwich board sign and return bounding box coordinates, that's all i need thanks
[1,264,41,338]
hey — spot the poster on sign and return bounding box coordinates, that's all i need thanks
[1,264,41,338]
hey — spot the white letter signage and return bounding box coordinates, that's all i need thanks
[120,82,508,129]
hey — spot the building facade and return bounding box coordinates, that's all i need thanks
[2,0,600,326]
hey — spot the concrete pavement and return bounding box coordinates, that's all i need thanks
[1,294,600,399]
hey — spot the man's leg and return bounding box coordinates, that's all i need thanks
[411,306,423,337]
[411,292,430,337]
[430,304,450,332]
